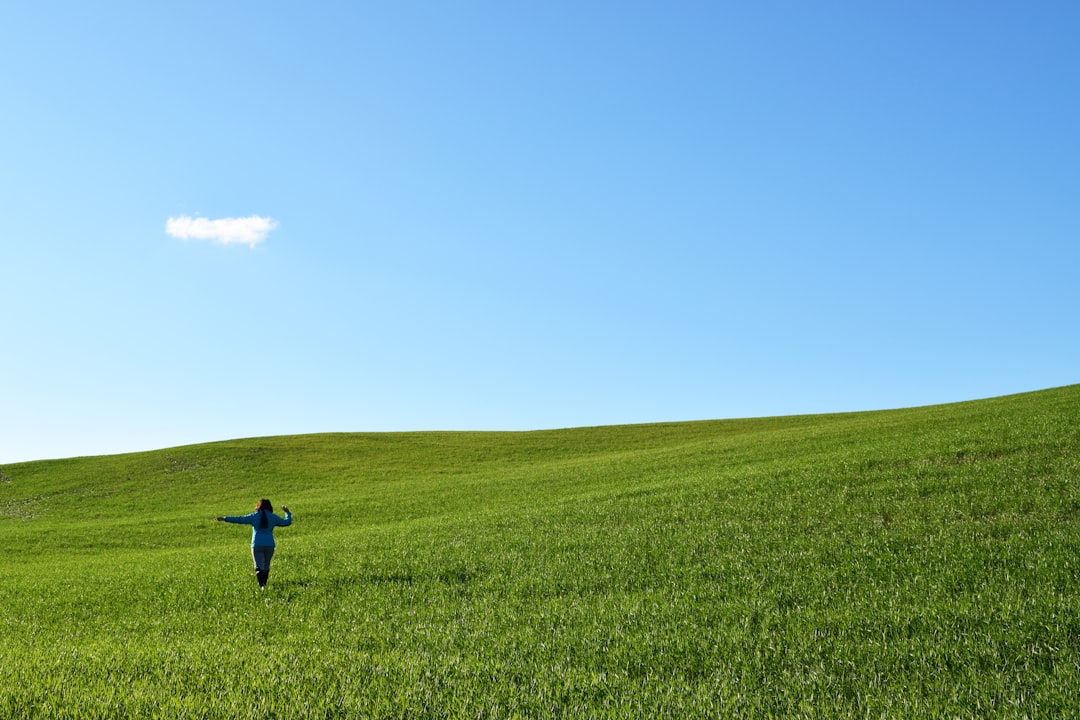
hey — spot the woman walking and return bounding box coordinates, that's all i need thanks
[217,499,293,589]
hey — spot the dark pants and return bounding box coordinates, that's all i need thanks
[252,546,275,587]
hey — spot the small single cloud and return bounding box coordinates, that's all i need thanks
[165,214,278,248]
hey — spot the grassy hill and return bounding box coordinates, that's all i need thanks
[2,385,1079,718]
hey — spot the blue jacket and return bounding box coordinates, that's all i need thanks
[224,509,293,547]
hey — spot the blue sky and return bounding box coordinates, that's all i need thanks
[2,2,1077,464]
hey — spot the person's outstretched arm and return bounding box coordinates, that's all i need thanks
[216,512,256,524]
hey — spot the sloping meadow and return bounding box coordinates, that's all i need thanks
[2,386,1079,718]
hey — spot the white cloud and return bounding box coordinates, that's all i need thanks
[165,215,278,248]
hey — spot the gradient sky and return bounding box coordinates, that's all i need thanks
[2,2,1077,464]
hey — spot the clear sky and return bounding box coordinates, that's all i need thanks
[2,2,1077,464]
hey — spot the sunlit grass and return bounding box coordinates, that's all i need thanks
[2,386,1079,717]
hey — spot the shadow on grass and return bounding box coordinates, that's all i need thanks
[273,563,486,593]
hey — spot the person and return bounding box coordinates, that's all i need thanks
[217,499,293,589]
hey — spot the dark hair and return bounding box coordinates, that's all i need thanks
[256,498,273,529]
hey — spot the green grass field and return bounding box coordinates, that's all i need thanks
[2,385,1079,718]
